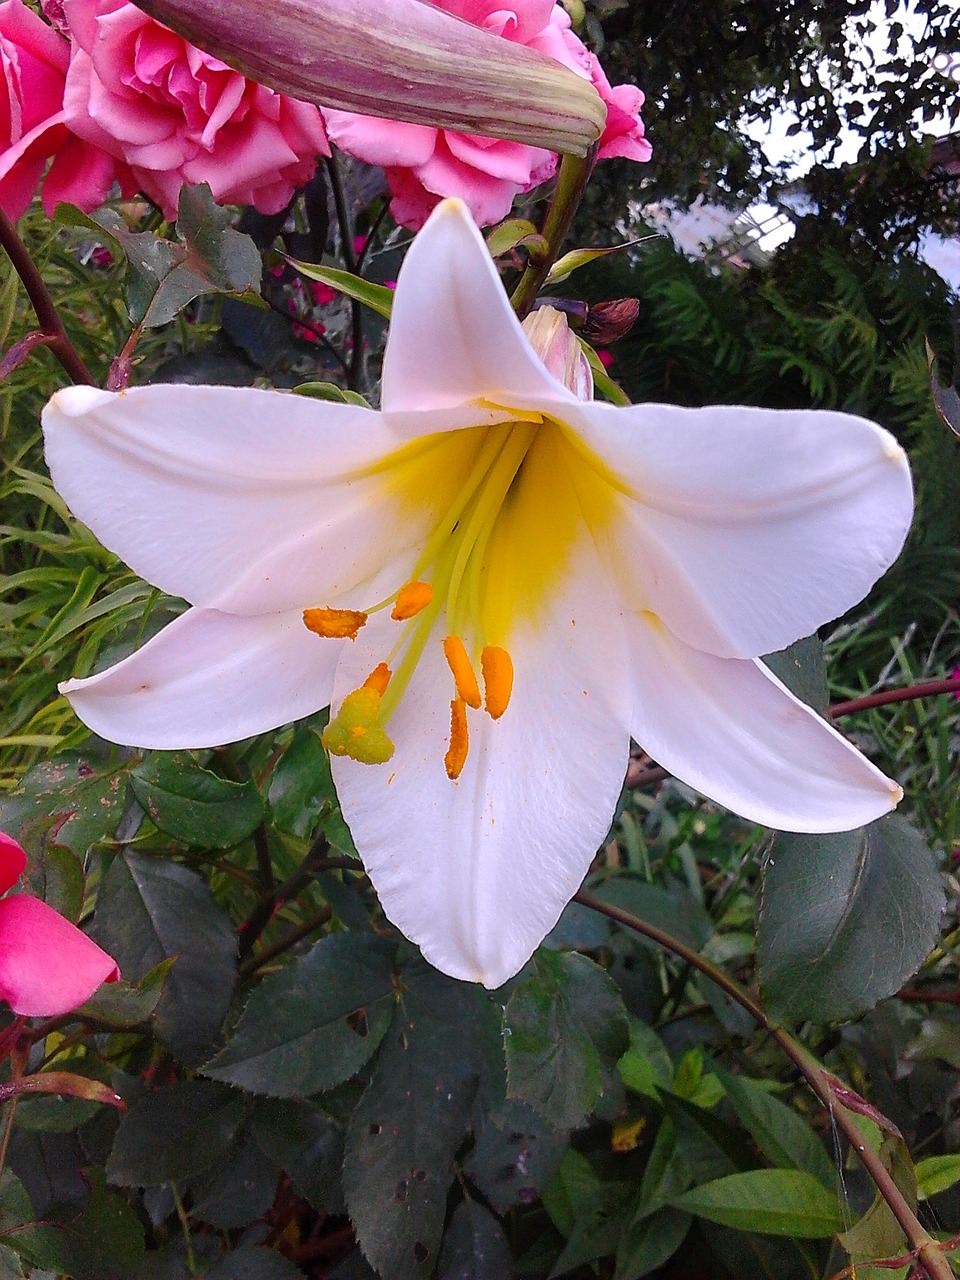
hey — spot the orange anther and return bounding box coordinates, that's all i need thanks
[442,635,481,709]
[444,698,469,780]
[362,662,392,696]
[391,580,434,620]
[302,606,367,640]
[481,646,513,720]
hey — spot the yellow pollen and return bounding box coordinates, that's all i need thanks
[481,646,514,720]
[444,698,469,780]
[322,686,394,765]
[362,662,392,696]
[390,580,434,620]
[303,606,368,640]
[442,635,481,709]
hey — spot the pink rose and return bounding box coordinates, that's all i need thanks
[324,0,650,230]
[0,832,119,1017]
[61,0,330,218]
[0,0,120,219]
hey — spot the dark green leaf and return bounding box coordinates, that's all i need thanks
[21,839,84,921]
[130,753,264,848]
[505,952,628,1131]
[93,851,236,1064]
[205,1246,305,1279]
[0,1170,33,1235]
[463,1100,567,1214]
[343,967,481,1280]
[615,1206,691,1280]
[189,1129,277,1229]
[762,634,829,715]
[252,1099,344,1215]
[437,1201,513,1280]
[13,1167,145,1280]
[672,1169,845,1237]
[267,728,334,838]
[715,1069,836,1190]
[617,1021,674,1100]
[758,814,945,1023]
[204,933,396,1096]
[75,959,175,1029]
[592,878,712,952]
[107,1081,244,1186]
[0,756,127,856]
[286,260,393,319]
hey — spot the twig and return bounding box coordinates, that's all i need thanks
[325,153,365,391]
[0,207,95,385]
[510,149,595,318]
[830,678,960,718]
[236,833,332,959]
[575,891,956,1280]
[238,906,333,979]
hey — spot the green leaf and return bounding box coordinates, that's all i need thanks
[463,1100,567,1214]
[926,336,960,437]
[485,217,540,257]
[204,933,396,1096]
[762,634,830,715]
[580,340,631,406]
[21,838,84,921]
[189,1128,277,1229]
[504,951,628,1131]
[286,259,393,319]
[93,851,237,1064]
[672,1169,845,1237]
[130,752,265,848]
[252,1098,345,1215]
[758,814,945,1023]
[342,966,482,1280]
[12,1167,145,1280]
[0,755,127,856]
[267,727,335,838]
[436,1200,513,1280]
[715,1068,836,1190]
[107,1081,244,1186]
[615,1206,691,1280]
[205,1246,306,1279]
[0,1170,34,1235]
[75,959,175,1028]
[545,239,642,285]
[917,1153,960,1199]
[617,1020,674,1100]
[839,1133,916,1280]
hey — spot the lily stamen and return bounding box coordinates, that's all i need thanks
[444,698,469,780]
[481,646,513,719]
[442,635,481,709]
[302,606,368,639]
[391,580,434,620]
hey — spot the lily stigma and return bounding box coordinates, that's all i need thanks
[42,199,914,988]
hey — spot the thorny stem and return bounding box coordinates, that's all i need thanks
[325,153,365,392]
[0,207,95,386]
[239,906,333,979]
[510,149,595,318]
[236,833,333,960]
[830,677,960,718]
[575,891,956,1280]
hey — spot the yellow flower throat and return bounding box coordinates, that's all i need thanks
[303,412,617,780]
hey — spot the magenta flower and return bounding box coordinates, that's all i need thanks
[0,832,119,1017]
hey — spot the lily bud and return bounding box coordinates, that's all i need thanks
[582,297,641,345]
[523,305,593,402]
[130,0,607,156]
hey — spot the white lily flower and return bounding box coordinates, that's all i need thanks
[42,199,913,989]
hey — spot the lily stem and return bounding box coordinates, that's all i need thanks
[574,891,954,1280]
[510,149,595,319]
[830,676,960,718]
[0,207,95,386]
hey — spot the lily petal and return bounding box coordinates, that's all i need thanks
[563,400,913,659]
[42,384,499,614]
[626,611,902,833]
[61,607,339,748]
[0,834,27,898]
[382,198,574,412]
[330,546,630,988]
[0,895,119,1017]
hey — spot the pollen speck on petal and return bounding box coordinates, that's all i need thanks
[303,606,368,640]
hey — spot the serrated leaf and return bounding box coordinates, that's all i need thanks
[343,967,481,1280]
[190,1128,277,1229]
[131,753,264,848]
[758,814,945,1023]
[12,1167,145,1280]
[107,1081,244,1186]
[463,1100,568,1214]
[76,959,174,1028]
[0,756,127,857]
[672,1169,844,1237]
[204,933,396,1096]
[93,851,236,1064]
[252,1098,345,1215]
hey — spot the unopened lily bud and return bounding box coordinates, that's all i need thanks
[130,0,607,156]
[582,297,641,345]
[523,305,593,401]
